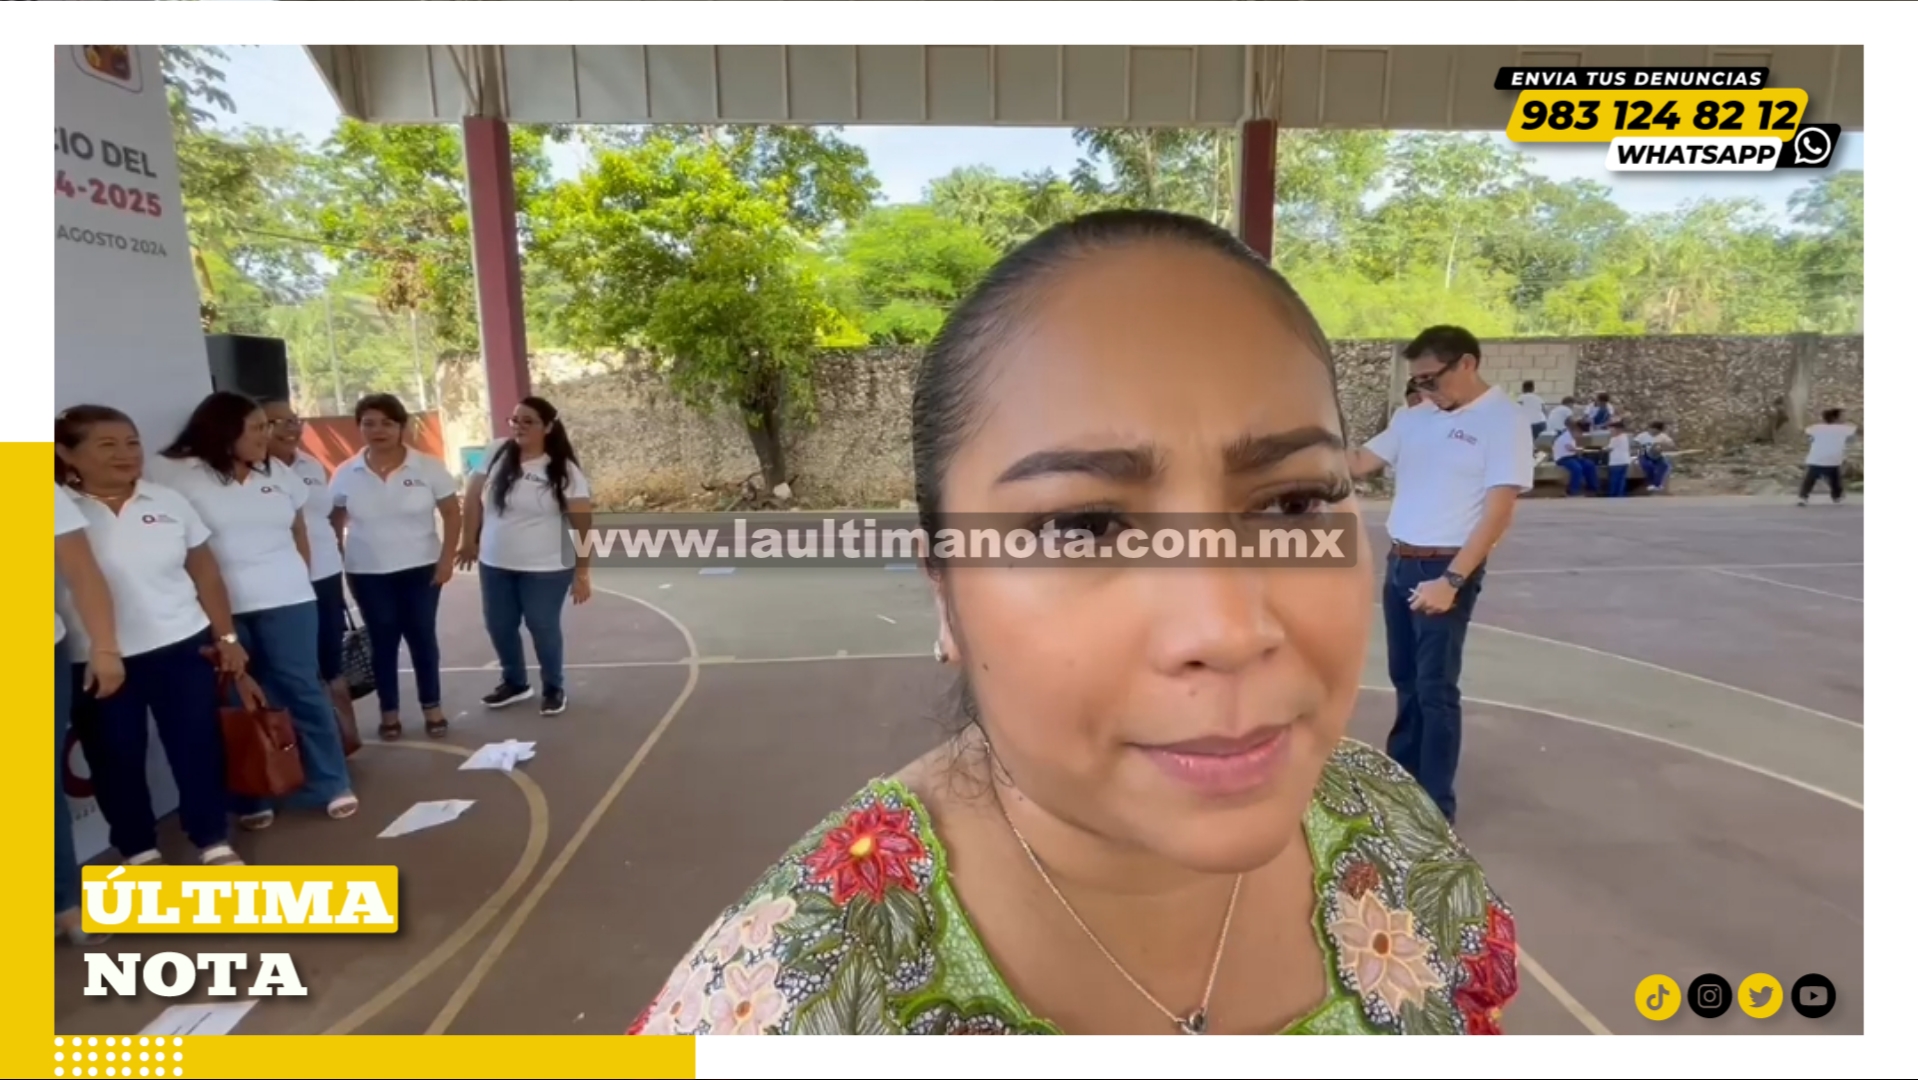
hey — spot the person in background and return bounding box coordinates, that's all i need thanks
[456,396,595,717]
[1634,421,1675,493]
[1545,396,1574,436]
[153,393,358,830]
[1603,419,1634,498]
[263,401,358,739]
[56,405,249,867]
[1393,380,1425,422]
[1798,407,1858,507]
[54,484,122,945]
[1586,393,1614,432]
[1553,419,1598,497]
[331,394,461,741]
[1515,380,1547,441]
[1350,325,1532,824]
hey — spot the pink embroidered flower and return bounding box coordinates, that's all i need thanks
[633,956,714,1035]
[704,959,790,1036]
[707,895,797,962]
[1329,888,1445,1016]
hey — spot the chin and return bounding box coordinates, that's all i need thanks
[1161,804,1307,876]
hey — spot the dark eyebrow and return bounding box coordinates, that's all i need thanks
[1221,427,1346,474]
[996,446,1160,486]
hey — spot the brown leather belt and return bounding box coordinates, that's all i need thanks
[1390,542,1461,559]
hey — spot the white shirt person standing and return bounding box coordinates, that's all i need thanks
[1347,326,1532,823]
[330,393,462,742]
[456,397,595,717]
[1798,407,1857,506]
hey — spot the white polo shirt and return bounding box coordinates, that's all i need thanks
[476,441,594,573]
[331,448,460,575]
[55,485,88,645]
[1606,432,1633,466]
[283,451,344,580]
[1515,392,1547,426]
[1364,385,1534,549]
[67,482,213,657]
[1804,423,1857,468]
[1550,429,1579,462]
[1545,404,1573,433]
[147,455,315,615]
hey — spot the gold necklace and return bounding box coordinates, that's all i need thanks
[999,805,1242,1035]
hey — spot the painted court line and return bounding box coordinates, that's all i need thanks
[1518,948,1612,1035]
[1710,567,1863,604]
[1486,560,1861,578]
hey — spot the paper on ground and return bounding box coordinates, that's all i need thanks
[460,739,537,773]
[141,1001,256,1037]
[378,799,476,838]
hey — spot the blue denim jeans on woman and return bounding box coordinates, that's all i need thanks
[229,600,353,814]
[478,564,576,695]
[55,639,81,914]
[347,565,443,713]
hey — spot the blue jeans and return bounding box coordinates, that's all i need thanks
[230,601,353,813]
[1557,456,1597,496]
[478,564,575,695]
[313,572,348,683]
[347,565,443,712]
[92,630,229,854]
[1606,462,1631,497]
[56,640,80,913]
[1640,455,1670,489]
[1381,553,1485,822]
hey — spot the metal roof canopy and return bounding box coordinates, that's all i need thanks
[304,44,1864,131]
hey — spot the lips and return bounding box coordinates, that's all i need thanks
[1137,725,1293,798]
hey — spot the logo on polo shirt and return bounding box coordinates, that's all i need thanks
[261,485,277,494]
[304,477,322,487]
[1447,428,1480,446]
[402,478,421,487]
[139,513,178,525]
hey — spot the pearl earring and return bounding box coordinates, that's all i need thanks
[933,640,948,664]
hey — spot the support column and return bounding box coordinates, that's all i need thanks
[1236,118,1277,262]
[461,114,530,438]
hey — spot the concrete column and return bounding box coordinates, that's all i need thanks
[1786,333,1821,430]
[461,114,530,438]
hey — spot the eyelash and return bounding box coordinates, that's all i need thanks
[1032,480,1353,538]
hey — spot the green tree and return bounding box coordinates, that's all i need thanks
[534,129,876,489]
[829,205,998,345]
[926,165,1092,250]
[1789,170,1863,332]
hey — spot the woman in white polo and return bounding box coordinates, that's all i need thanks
[456,396,594,717]
[151,392,359,830]
[331,394,462,741]
[54,482,121,943]
[262,399,358,736]
[55,404,248,867]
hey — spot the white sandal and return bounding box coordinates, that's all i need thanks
[199,844,245,866]
[239,811,275,831]
[326,795,360,820]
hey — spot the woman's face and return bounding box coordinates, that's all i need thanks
[263,402,303,457]
[359,410,404,449]
[60,420,144,487]
[936,244,1372,875]
[233,408,271,464]
[510,406,548,449]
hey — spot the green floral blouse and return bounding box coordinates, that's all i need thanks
[630,739,1518,1036]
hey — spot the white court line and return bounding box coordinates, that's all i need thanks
[1467,621,1861,729]
[1518,948,1612,1036]
[1485,561,1861,578]
[1710,567,1864,603]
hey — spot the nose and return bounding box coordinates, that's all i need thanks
[1140,566,1286,678]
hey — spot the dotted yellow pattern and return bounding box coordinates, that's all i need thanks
[52,1036,185,1078]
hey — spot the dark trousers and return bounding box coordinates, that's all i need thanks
[1557,456,1598,496]
[1799,465,1844,502]
[347,564,443,712]
[1381,553,1485,822]
[1530,422,1547,440]
[313,572,348,683]
[1606,461,1631,497]
[90,630,229,855]
[478,564,575,695]
[1640,455,1671,489]
[56,641,80,913]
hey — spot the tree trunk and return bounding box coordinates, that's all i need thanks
[744,406,788,491]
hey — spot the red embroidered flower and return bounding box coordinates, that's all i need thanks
[1454,902,1519,1035]
[802,801,927,906]
[1339,861,1382,899]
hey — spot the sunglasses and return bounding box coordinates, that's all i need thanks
[1408,358,1462,390]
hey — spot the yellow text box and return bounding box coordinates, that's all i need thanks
[1506,88,1810,142]
[81,865,399,934]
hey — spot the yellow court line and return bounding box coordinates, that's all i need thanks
[1519,948,1612,1035]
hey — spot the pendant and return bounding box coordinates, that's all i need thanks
[1178,1011,1207,1035]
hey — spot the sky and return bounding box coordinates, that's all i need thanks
[217,45,1863,222]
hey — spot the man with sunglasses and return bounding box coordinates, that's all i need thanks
[1347,326,1532,824]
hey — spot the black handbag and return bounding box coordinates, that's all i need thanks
[342,606,377,701]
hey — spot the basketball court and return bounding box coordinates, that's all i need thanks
[54,494,1864,1037]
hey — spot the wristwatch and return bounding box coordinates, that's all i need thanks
[217,632,240,645]
[1441,570,1467,589]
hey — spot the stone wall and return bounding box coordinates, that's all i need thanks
[441,335,1863,509]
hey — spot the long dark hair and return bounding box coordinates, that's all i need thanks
[163,390,264,481]
[55,404,137,486]
[488,397,581,513]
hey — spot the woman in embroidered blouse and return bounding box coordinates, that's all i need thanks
[633,210,1520,1037]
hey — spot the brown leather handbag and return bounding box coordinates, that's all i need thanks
[218,672,306,799]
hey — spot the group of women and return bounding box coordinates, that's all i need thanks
[52,390,594,945]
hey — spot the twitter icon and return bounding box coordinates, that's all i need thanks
[1739,972,1784,1018]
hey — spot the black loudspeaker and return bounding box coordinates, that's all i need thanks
[204,334,290,403]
